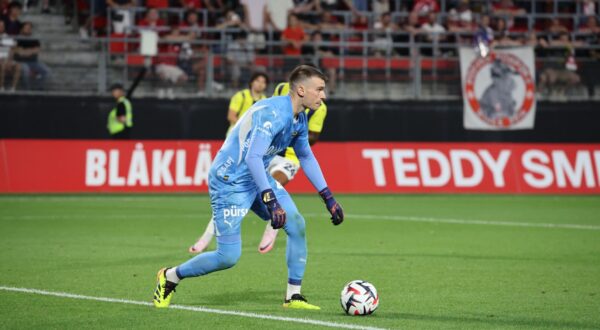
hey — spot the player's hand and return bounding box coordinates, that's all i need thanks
[261,189,286,229]
[319,187,344,226]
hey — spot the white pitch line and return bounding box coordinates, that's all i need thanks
[1,212,599,231]
[0,286,385,330]
[321,213,600,231]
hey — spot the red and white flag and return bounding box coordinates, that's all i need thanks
[460,47,536,130]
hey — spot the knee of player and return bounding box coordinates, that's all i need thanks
[217,247,241,269]
[285,212,306,237]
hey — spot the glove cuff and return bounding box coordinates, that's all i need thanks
[261,189,277,204]
[318,187,333,201]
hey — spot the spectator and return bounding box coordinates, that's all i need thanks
[292,0,319,23]
[420,12,446,42]
[494,17,520,46]
[215,8,245,30]
[138,8,167,34]
[180,9,203,38]
[412,0,439,24]
[582,0,596,16]
[538,32,583,97]
[447,0,472,32]
[265,0,294,32]
[241,0,267,50]
[154,26,191,99]
[0,19,20,91]
[282,13,305,56]
[579,15,600,34]
[402,11,421,35]
[317,10,344,30]
[13,22,49,90]
[2,1,22,35]
[107,0,135,34]
[492,0,526,30]
[226,31,256,89]
[372,12,398,56]
[547,17,569,34]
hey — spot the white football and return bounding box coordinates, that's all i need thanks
[340,280,379,315]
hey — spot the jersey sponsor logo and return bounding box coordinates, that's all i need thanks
[263,121,272,129]
[223,206,249,220]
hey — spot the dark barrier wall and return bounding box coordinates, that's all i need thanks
[1,95,599,142]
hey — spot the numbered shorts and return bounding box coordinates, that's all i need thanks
[268,155,300,181]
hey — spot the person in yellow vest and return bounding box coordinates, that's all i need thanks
[188,81,328,254]
[226,72,269,135]
[106,83,133,139]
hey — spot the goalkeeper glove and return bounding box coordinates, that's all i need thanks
[261,189,286,229]
[319,187,344,225]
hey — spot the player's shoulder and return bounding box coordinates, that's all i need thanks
[272,82,290,97]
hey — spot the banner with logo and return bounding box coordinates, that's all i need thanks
[460,47,536,130]
[1,140,599,194]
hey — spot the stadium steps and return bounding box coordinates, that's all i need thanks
[17,13,101,92]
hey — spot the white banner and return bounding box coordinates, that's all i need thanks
[460,47,536,130]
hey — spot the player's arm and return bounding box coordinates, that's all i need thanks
[245,114,286,229]
[293,134,344,225]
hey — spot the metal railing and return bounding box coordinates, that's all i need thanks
[2,29,600,100]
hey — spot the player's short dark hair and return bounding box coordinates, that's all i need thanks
[288,64,327,91]
[248,72,269,88]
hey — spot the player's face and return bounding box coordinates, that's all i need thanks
[301,77,326,110]
[251,76,267,94]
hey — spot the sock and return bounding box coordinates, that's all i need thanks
[286,283,301,300]
[166,267,180,284]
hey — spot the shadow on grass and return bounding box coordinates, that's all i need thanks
[186,289,282,308]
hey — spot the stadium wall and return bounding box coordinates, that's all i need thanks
[1,95,600,142]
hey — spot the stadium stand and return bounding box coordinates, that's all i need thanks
[0,0,598,99]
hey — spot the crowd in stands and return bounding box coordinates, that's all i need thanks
[1,1,50,91]
[71,0,598,94]
[1,0,599,95]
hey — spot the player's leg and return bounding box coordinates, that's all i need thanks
[259,156,300,254]
[153,185,253,308]
[188,217,215,253]
[272,182,320,310]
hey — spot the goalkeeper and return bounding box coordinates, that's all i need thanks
[153,65,343,310]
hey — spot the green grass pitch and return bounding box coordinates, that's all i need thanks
[1,194,599,329]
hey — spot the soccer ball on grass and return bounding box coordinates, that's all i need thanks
[340,280,379,315]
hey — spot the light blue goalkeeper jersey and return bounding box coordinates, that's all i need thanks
[209,95,327,193]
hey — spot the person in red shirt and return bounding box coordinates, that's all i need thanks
[281,13,305,56]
